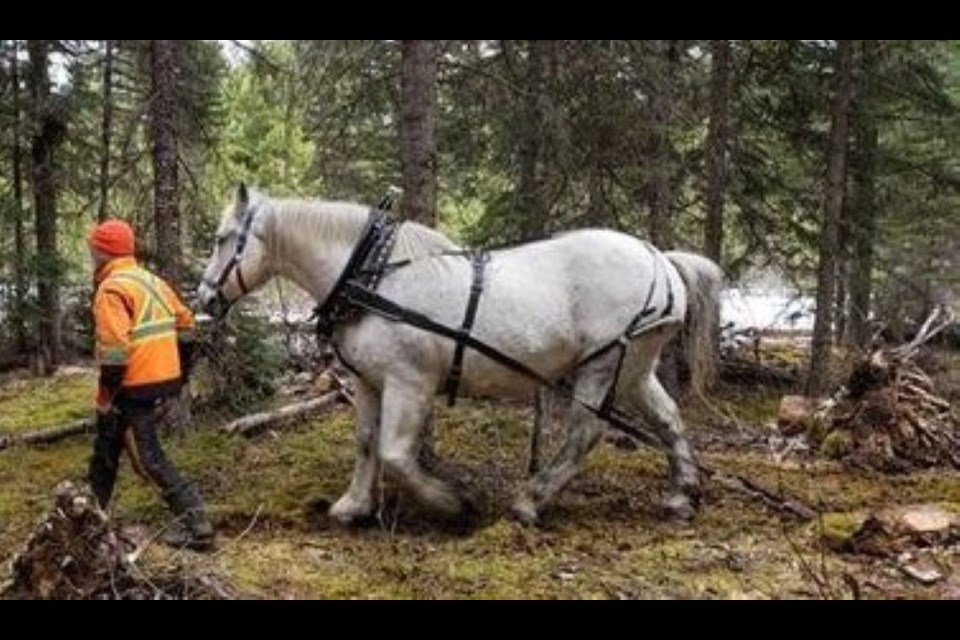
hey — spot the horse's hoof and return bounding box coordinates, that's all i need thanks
[459,494,482,520]
[661,492,698,522]
[442,496,482,531]
[508,496,540,527]
[329,496,374,527]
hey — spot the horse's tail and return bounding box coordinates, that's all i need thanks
[663,251,725,396]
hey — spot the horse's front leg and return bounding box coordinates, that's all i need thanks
[329,376,382,525]
[379,378,465,516]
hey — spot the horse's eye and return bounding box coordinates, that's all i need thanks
[216,235,228,247]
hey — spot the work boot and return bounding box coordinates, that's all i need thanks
[161,482,215,551]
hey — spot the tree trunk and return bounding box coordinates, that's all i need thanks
[647,41,683,394]
[398,40,440,464]
[834,221,849,345]
[28,39,64,375]
[98,40,114,223]
[835,157,853,344]
[807,40,855,397]
[846,40,879,350]
[515,40,550,241]
[399,40,438,227]
[149,40,181,287]
[703,40,731,264]
[11,41,28,353]
[647,40,679,249]
[587,165,605,224]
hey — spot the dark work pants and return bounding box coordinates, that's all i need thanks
[88,396,187,509]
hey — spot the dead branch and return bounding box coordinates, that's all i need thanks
[709,469,817,521]
[221,391,345,438]
[805,309,960,471]
[891,305,956,361]
[0,418,96,452]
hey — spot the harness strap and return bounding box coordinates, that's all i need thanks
[342,281,668,452]
[576,245,668,370]
[598,338,629,417]
[444,251,490,406]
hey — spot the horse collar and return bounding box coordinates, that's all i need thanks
[314,208,399,340]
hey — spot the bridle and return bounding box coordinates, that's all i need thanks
[202,201,259,316]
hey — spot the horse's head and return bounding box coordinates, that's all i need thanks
[197,183,274,320]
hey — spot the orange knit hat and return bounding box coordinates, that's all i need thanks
[88,219,135,256]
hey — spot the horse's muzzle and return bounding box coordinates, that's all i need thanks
[196,282,231,321]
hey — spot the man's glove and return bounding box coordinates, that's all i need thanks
[99,364,126,401]
[95,403,121,435]
[178,340,196,385]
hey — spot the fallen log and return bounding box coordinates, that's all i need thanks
[221,391,345,438]
[720,357,799,387]
[0,417,95,452]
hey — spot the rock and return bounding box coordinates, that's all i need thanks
[898,562,943,585]
[829,504,960,556]
[877,504,956,536]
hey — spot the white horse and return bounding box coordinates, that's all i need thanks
[198,185,723,525]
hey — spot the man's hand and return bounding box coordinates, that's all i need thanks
[95,403,121,440]
[96,402,119,418]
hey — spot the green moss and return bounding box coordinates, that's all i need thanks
[820,430,853,459]
[807,412,831,444]
[0,373,96,435]
[819,512,869,551]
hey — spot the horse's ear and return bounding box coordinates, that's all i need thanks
[238,182,249,206]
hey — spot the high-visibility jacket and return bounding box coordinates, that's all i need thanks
[93,256,195,402]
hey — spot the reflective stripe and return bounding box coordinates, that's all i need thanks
[177,327,196,341]
[98,346,129,365]
[130,318,177,342]
[110,271,174,318]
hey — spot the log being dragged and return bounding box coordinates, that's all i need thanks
[221,391,347,438]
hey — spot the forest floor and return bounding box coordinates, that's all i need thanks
[1,350,958,600]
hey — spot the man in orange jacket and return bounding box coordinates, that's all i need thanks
[87,219,214,551]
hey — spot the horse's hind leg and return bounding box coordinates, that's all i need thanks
[378,378,465,516]
[330,377,381,524]
[619,328,701,519]
[529,386,572,475]
[511,357,615,525]
[636,372,701,519]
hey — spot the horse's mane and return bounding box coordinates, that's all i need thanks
[248,194,462,270]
